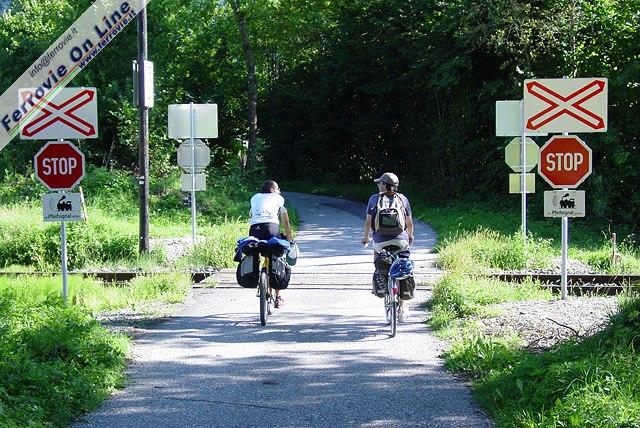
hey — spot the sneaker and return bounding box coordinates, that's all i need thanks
[274,296,283,308]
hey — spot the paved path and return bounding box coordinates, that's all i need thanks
[73,192,493,427]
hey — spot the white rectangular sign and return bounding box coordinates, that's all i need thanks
[20,87,98,139]
[43,192,83,222]
[0,0,152,152]
[168,104,218,139]
[524,78,608,133]
[181,174,207,192]
[495,100,547,137]
[509,173,535,193]
[544,190,585,217]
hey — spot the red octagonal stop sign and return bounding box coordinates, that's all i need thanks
[34,141,85,191]
[538,135,592,188]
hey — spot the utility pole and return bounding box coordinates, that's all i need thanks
[137,7,150,254]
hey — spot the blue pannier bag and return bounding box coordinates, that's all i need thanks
[265,237,290,257]
[234,236,259,262]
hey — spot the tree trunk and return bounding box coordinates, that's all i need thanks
[230,0,258,170]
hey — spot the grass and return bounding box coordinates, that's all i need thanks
[0,272,192,427]
[428,273,553,335]
[0,167,261,271]
[471,295,640,427]
[426,203,640,427]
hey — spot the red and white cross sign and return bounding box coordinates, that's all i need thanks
[524,78,607,134]
[19,87,98,140]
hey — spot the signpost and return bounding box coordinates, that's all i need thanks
[544,190,585,218]
[34,141,85,191]
[496,100,546,242]
[34,140,85,304]
[538,134,593,300]
[523,78,607,300]
[168,103,218,244]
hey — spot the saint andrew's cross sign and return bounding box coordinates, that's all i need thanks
[524,78,608,134]
[20,88,98,139]
[0,0,152,152]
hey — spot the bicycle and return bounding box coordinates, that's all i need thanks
[370,243,413,337]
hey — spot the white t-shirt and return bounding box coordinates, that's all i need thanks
[250,192,287,225]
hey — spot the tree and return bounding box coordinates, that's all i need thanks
[228,0,258,170]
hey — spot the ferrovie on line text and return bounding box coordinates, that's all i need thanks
[0,0,153,152]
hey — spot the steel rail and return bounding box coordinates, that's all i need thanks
[0,270,217,284]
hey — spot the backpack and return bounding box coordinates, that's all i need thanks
[236,254,259,288]
[269,255,291,290]
[374,193,406,236]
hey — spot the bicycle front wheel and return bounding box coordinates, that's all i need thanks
[259,269,269,326]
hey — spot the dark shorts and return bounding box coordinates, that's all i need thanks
[249,223,282,241]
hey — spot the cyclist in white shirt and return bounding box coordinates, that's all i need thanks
[249,180,293,307]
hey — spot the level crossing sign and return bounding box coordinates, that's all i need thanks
[20,88,98,140]
[524,78,607,133]
[538,135,592,189]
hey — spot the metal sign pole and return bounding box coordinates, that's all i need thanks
[560,130,570,300]
[520,100,527,244]
[60,199,69,304]
[189,102,196,245]
[561,212,568,299]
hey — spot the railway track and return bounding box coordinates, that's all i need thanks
[1,270,639,295]
[0,270,217,284]
[489,272,640,295]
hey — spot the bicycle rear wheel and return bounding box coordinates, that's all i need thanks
[385,279,397,337]
[259,269,269,326]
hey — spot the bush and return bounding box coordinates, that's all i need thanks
[0,293,128,427]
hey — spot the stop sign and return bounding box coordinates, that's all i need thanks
[34,141,85,191]
[538,135,592,188]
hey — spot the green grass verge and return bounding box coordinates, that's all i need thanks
[0,273,192,427]
[429,222,640,427]
[470,296,640,427]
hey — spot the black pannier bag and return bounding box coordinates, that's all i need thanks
[372,270,387,297]
[399,276,415,300]
[270,255,291,290]
[236,254,259,288]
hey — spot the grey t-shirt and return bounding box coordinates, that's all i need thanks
[366,192,412,243]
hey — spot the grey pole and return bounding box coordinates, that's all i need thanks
[190,103,197,245]
[61,217,68,304]
[137,7,150,254]
[520,100,527,245]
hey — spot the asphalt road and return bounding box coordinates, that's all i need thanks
[72,192,493,428]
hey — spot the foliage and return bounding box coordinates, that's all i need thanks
[438,228,555,272]
[429,273,553,331]
[0,291,129,427]
[175,221,247,269]
[472,295,640,427]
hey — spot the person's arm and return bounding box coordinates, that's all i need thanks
[362,214,372,245]
[405,215,414,244]
[280,211,293,242]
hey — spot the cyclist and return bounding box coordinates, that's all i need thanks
[361,172,414,321]
[249,180,293,308]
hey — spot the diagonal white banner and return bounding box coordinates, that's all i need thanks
[0,0,152,152]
